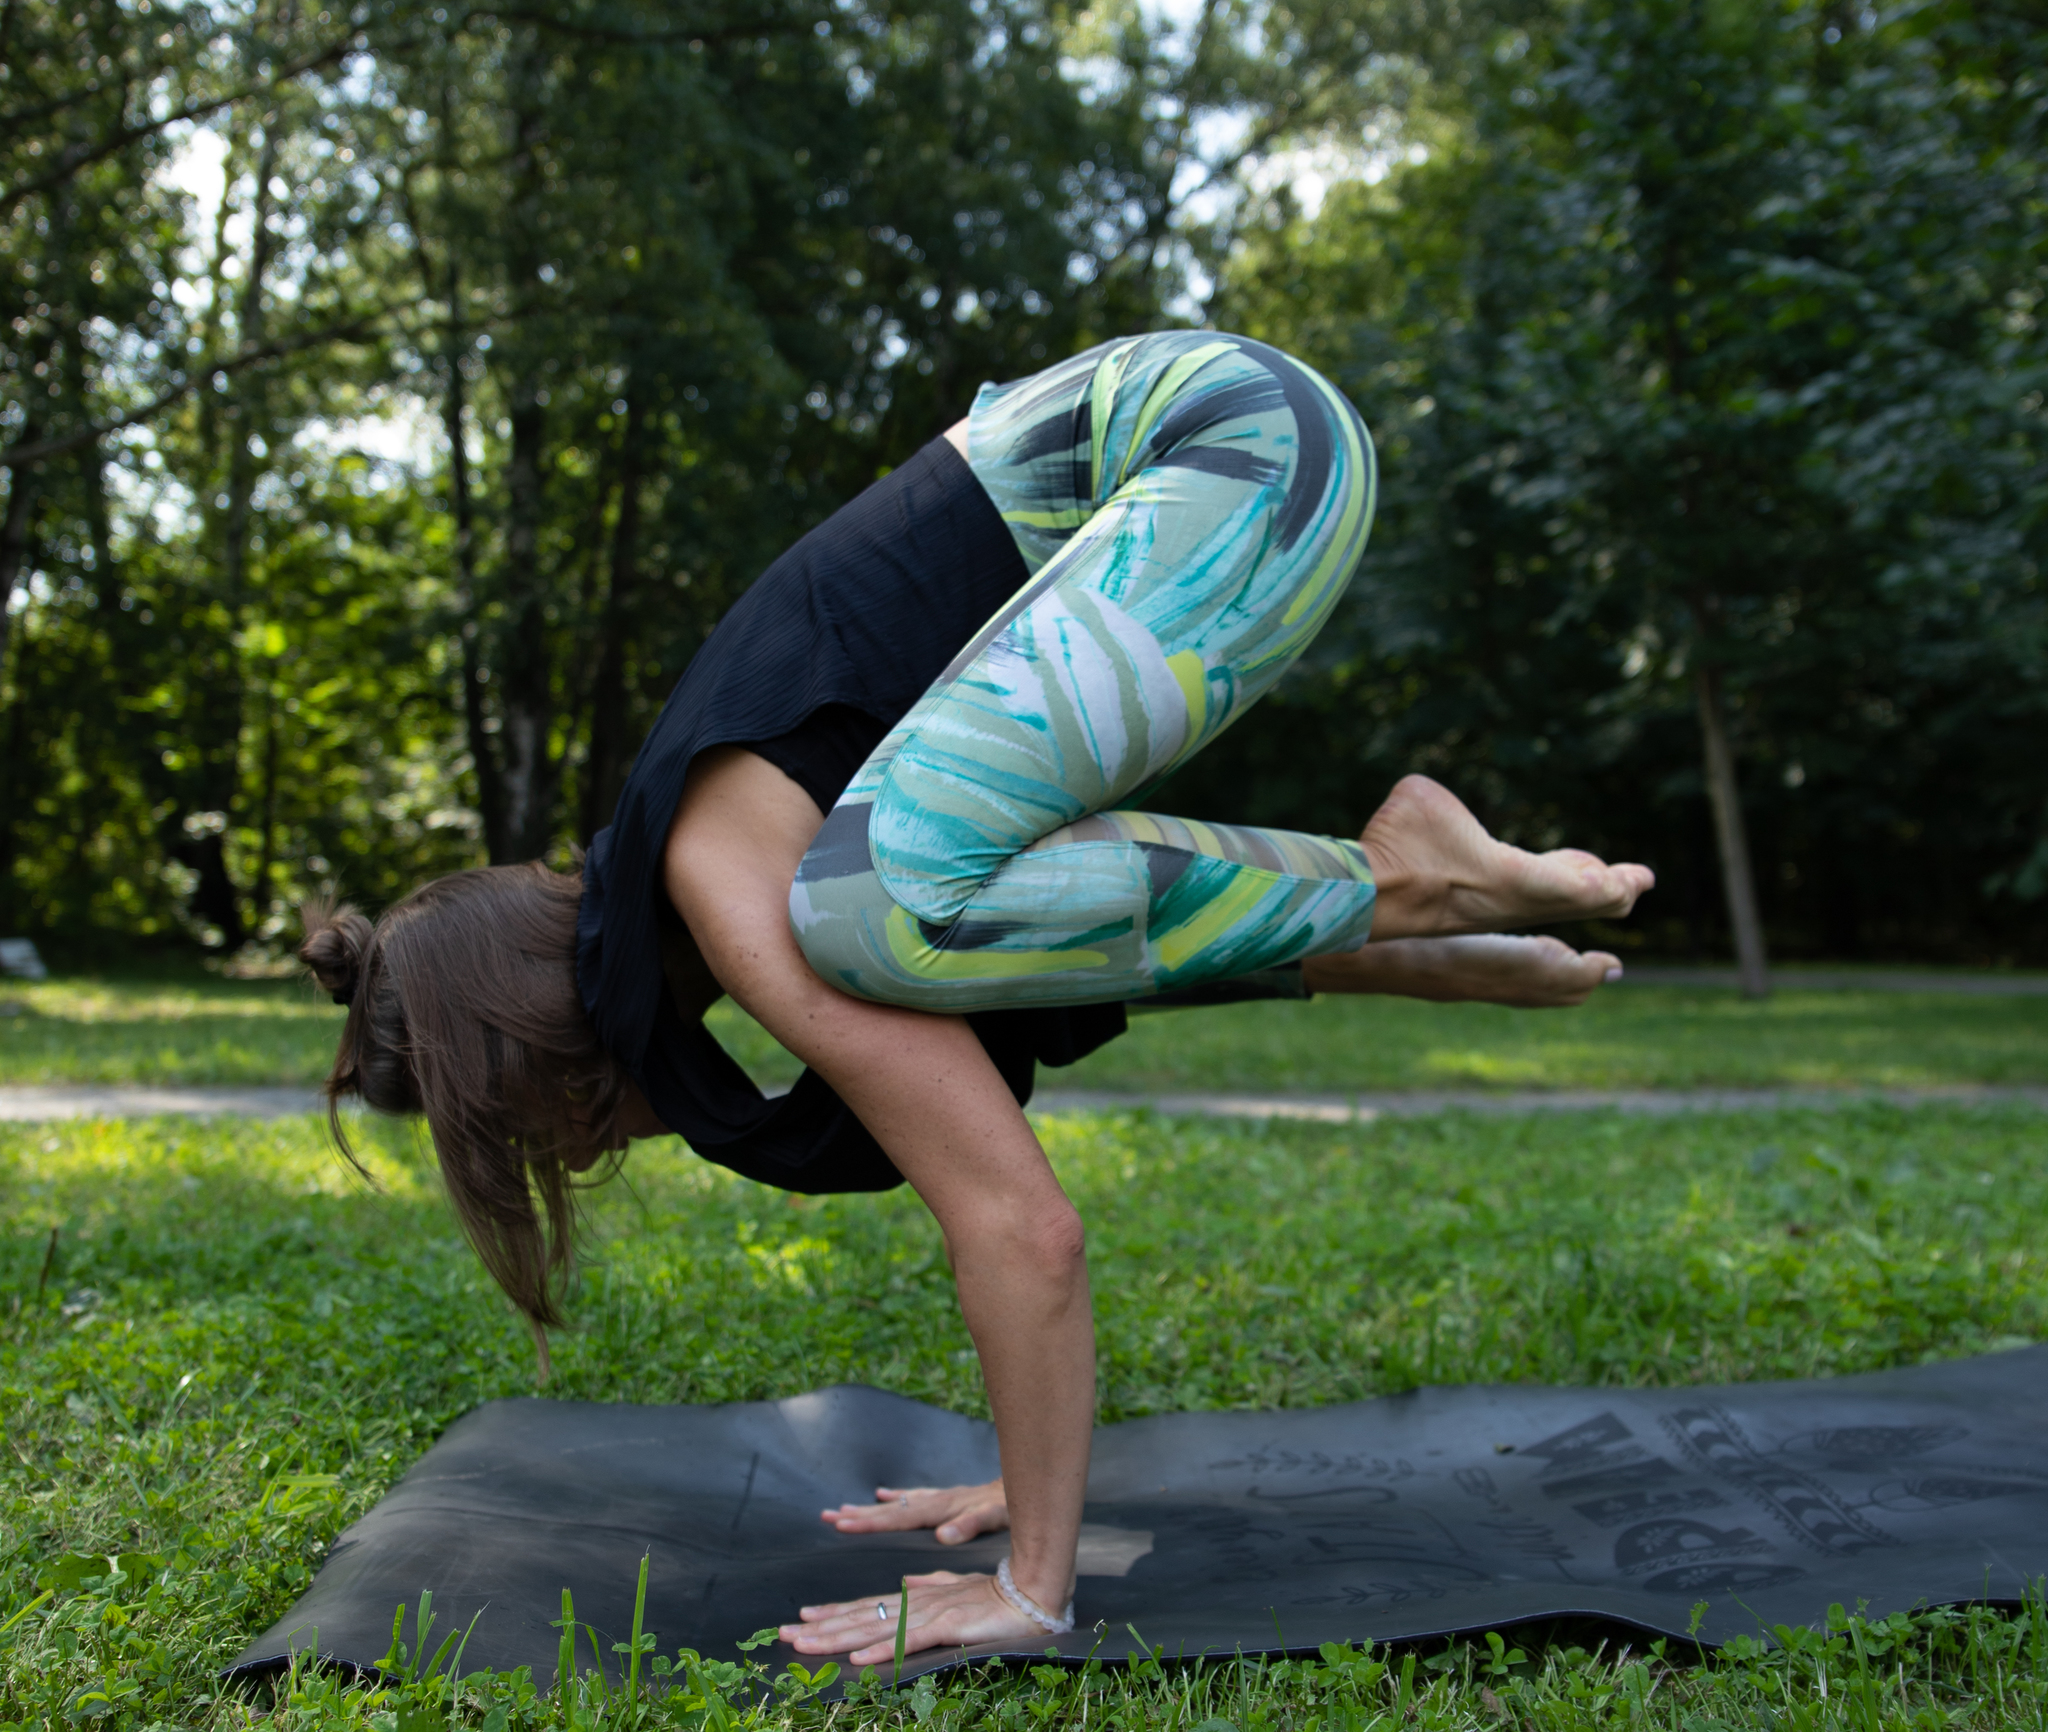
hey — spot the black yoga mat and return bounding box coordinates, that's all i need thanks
[228,1348,2048,1684]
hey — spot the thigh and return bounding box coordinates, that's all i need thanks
[864,334,1376,926]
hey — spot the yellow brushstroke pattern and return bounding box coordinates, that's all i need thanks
[883,906,1108,981]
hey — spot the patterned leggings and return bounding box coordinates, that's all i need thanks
[789,332,1380,1012]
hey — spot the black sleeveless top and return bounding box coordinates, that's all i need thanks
[576,437,1128,1194]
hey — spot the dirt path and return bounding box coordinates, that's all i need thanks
[5,1082,2044,1124]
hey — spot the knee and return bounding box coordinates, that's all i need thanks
[1019,1199,1089,1279]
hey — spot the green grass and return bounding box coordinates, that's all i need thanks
[0,973,343,1087]
[676,984,2048,1095]
[7,968,2046,1094]
[1063,987,2048,1093]
[6,1103,2048,1726]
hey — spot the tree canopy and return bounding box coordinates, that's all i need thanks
[1199,0,2048,968]
[3,0,2042,967]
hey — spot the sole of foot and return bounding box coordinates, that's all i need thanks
[1303,934,1624,1008]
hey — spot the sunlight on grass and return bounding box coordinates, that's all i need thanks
[0,977,342,1024]
[1064,987,2048,1092]
[1415,1048,1555,1083]
[5,1104,2048,1725]
[704,998,803,1091]
[6,969,2044,1094]
[0,971,344,1087]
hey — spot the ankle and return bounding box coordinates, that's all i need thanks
[1357,868,1440,942]
[996,1557,1075,1631]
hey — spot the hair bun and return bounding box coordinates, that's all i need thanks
[299,898,372,1006]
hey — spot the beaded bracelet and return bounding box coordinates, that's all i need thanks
[995,1557,1075,1634]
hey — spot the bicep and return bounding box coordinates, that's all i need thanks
[661,746,823,1017]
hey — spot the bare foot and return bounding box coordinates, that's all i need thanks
[1358,776,1654,941]
[1303,935,1623,1008]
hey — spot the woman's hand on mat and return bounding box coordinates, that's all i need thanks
[820,1479,1009,1544]
[1302,934,1623,1008]
[1358,775,1655,940]
[782,1569,1046,1664]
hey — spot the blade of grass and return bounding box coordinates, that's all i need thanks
[628,1549,650,1701]
[378,1601,409,1677]
[555,1588,576,1698]
[410,1588,435,1683]
[422,1621,462,1683]
[0,1591,52,1635]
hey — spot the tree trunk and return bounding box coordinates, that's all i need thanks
[437,254,502,860]
[183,124,283,951]
[77,412,143,908]
[579,393,646,842]
[1694,663,1770,998]
[417,70,502,866]
[0,448,38,678]
[1,277,60,827]
[484,47,562,864]
[220,126,280,607]
[0,470,36,924]
[254,676,280,929]
[448,406,500,856]
[492,381,558,862]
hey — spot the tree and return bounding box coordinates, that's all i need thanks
[1203,0,2048,970]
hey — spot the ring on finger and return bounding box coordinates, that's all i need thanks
[876,1602,889,1620]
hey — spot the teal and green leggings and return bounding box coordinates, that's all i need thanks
[790,332,1380,1013]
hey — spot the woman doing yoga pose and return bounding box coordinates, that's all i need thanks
[302,331,1652,1664]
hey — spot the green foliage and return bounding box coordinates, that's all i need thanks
[1198,0,2048,964]
[9,0,1424,954]
[0,0,1147,948]
[6,0,2047,967]
[5,1105,2048,1723]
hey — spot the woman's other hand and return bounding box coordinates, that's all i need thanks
[782,1570,1041,1664]
[820,1479,1009,1544]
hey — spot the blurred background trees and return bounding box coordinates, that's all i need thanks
[2,0,2042,968]
[1196,0,2048,972]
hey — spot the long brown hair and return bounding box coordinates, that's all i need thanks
[298,863,631,1335]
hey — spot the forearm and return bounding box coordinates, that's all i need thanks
[761,979,1092,1606]
[664,749,1093,1615]
[757,988,1092,1613]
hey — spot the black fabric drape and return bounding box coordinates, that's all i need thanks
[577,437,1127,1193]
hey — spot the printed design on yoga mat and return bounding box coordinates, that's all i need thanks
[789,332,1381,1012]
[227,1349,2048,1687]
